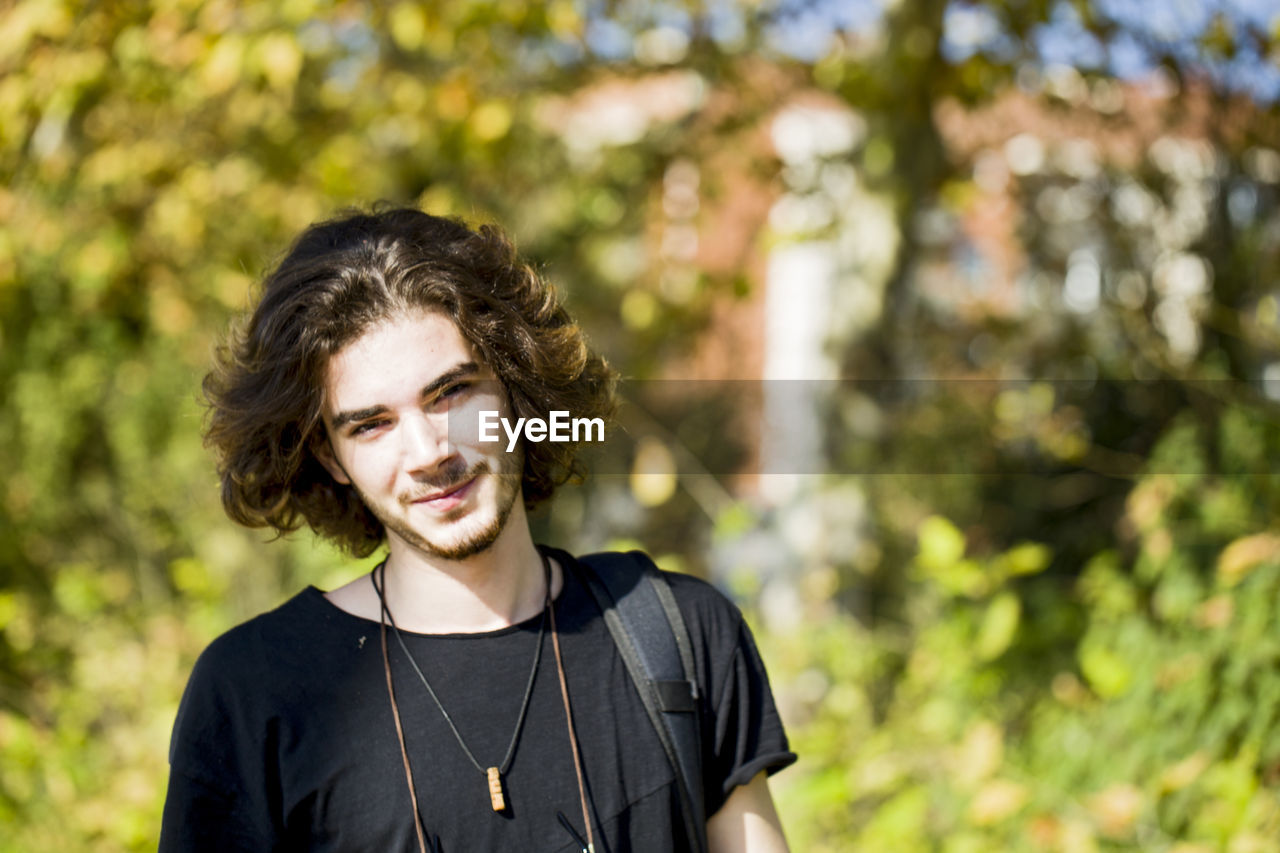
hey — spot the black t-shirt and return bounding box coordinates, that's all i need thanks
[160,549,796,852]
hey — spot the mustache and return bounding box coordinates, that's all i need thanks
[399,458,486,504]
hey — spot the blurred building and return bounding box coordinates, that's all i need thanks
[539,60,1280,597]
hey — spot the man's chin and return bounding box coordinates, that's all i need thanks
[384,515,500,561]
[387,494,517,562]
[374,465,522,561]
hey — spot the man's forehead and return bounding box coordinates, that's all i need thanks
[321,309,492,411]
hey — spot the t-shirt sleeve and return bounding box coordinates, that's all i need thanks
[666,573,797,817]
[159,623,283,852]
[706,620,796,807]
[160,766,278,852]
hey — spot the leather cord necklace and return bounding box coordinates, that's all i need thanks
[374,555,547,817]
[375,550,597,853]
[548,560,597,853]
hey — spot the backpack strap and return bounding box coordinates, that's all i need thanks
[573,551,708,853]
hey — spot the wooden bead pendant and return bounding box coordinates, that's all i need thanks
[487,766,506,811]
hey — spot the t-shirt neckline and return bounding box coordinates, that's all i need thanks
[302,547,575,640]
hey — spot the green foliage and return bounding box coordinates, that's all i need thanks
[763,418,1280,851]
[4,0,1280,849]
[0,2,636,846]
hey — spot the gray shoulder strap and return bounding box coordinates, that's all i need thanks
[574,551,708,853]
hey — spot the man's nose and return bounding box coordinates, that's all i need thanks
[401,411,454,471]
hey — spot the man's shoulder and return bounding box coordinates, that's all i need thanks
[564,548,746,636]
[657,567,750,648]
[187,587,331,684]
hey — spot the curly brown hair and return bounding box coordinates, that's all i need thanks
[203,207,617,557]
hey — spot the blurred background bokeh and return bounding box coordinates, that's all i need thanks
[3,0,1280,849]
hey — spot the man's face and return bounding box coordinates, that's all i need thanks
[318,309,523,561]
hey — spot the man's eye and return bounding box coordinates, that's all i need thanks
[431,382,471,408]
[350,420,385,436]
[442,382,470,398]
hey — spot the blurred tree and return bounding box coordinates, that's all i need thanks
[2,0,1279,849]
[760,0,1280,848]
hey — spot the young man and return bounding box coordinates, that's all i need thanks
[161,208,795,851]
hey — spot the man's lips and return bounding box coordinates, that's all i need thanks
[406,474,477,510]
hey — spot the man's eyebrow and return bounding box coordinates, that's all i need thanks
[329,405,389,432]
[327,362,484,432]
[421,362,481,399]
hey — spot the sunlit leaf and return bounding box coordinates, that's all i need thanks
[975,591,1020,660]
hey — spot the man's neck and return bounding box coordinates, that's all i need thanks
[385,513,552,633]
[326,503,561,634]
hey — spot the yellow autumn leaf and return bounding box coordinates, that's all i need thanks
[1001,541,1052,576]
[1216,531,1280,586]
[255,32,302,91]
[1086,783,1143,839]
[918,515,965,571]
[389,3,426,50]
[546,0,583,39]
[1125,474,1175,532]
[1059,818,1100,853]
[968,778,1028,826]
[976,592,1021,661]
[631,435,677,507]
[470,100,512,142]
[1158,751,1210,793]
[200,34,245,95]
[621,289,658,330]
[1079,643,1131,698]
[954,719,1004,789]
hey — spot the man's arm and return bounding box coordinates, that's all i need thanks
[706,772,790,853]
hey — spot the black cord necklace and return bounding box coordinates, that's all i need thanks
[373,552,550,813]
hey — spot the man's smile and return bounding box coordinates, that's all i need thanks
[407,473,479,512]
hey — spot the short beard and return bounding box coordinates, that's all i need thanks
[365,448,524,561]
